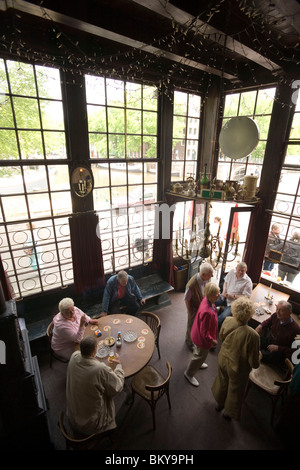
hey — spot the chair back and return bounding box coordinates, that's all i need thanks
[46,321,54,343]
[58,411,97,450]
[145,361,172,403]
[141,311,160,338]
[141,311,161,358]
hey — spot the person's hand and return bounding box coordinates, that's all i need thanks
[80,315,87,327]
[267,344,279,353]
[112,352,121,365]
[255,325,262,335]
[140,298,146,305]
[212,339,218,346]
[89,319,98,325]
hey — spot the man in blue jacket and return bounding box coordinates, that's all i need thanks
[101,270,145,316]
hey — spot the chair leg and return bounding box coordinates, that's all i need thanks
[156,339,161,359]
[166,389,171,410]
[150,402,157,430]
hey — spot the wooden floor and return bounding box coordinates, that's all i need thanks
[36,291,286,451]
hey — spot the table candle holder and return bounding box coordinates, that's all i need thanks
[104,336,115,347]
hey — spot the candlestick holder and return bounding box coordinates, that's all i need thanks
[104,336,115,347]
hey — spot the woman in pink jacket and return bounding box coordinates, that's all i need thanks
[184,283,220,387]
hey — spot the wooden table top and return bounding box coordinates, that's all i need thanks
[82,313,155,378]
[250,283,290,324]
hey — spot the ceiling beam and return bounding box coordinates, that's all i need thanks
[132,0,282,72]
[0,0,237,80]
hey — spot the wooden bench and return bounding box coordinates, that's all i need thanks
[136,273,174,308]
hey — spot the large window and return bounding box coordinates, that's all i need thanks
[171,90,202,182]
[262,91,300,291]
[85,76,159,272]
[217,87,276,183]
[0,59,72,298]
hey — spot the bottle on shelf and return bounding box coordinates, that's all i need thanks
[200,163,210,191]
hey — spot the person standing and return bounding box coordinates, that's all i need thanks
[263,223,281,272]
[277,229,300,284]
[212,297,260,420]
[66,335,124,437]
[184,282,220,387]
[184,263,214,350]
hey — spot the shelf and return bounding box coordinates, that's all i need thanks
[165,190,260,205]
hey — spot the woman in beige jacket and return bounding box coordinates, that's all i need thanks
[211,297,260,420]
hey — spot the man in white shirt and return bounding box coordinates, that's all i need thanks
[217,262,253,329]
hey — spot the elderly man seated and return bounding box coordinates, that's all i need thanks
[101,270,145,316]
[216,262,253,329]
[255,300,300,366]
[66,335,125,437]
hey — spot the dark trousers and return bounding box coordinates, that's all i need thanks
[109,292,140,315]
[260,336,286,366]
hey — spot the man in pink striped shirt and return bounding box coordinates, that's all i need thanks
[51,297,99,360]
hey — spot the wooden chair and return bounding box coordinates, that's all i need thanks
[245,358,294,426]
[140,311,161,359]
[46,321,69,368]
[58,411,114,450]
[130,362,172,430]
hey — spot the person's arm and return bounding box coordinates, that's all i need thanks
[101,279,114,314]
[128,277,143,302]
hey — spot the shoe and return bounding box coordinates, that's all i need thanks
[215,403,223,412]
[199,363,208,369]
[184,371,199,387]
[223,412,232,420]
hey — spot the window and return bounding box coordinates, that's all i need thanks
[262,91,300,291]
[0,59,72,298]
[171,91,201,182]
[217,88,276,183]
[85,76,159,272]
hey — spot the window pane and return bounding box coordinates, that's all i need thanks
[13,97,40,128]
[40,100,64,130]
[85,75,105,105]
[2,195,28,221]
[87,105,107,132]
[23,165,48,192]
[7,61,36,96]
[44,131,67,159]
[0,130,19,160]
[36,65,62,100]
[18,130,44,159]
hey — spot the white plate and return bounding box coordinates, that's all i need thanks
[123,330,137,342]
[96,346,110,358]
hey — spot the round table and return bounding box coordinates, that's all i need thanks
[83,313,155,378]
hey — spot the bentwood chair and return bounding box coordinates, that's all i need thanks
[58,411,114,450]
[140,311,161,359]
[130,362,172,430]
[245,358,294,426]
[46,321,69,368]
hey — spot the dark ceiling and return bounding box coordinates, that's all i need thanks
[0,0,299,92]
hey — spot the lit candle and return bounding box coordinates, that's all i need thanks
[107,326,111,340]
[268,283,272,297]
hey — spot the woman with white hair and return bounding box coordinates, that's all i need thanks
[212,297,260,420]
[51,297,98,360]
